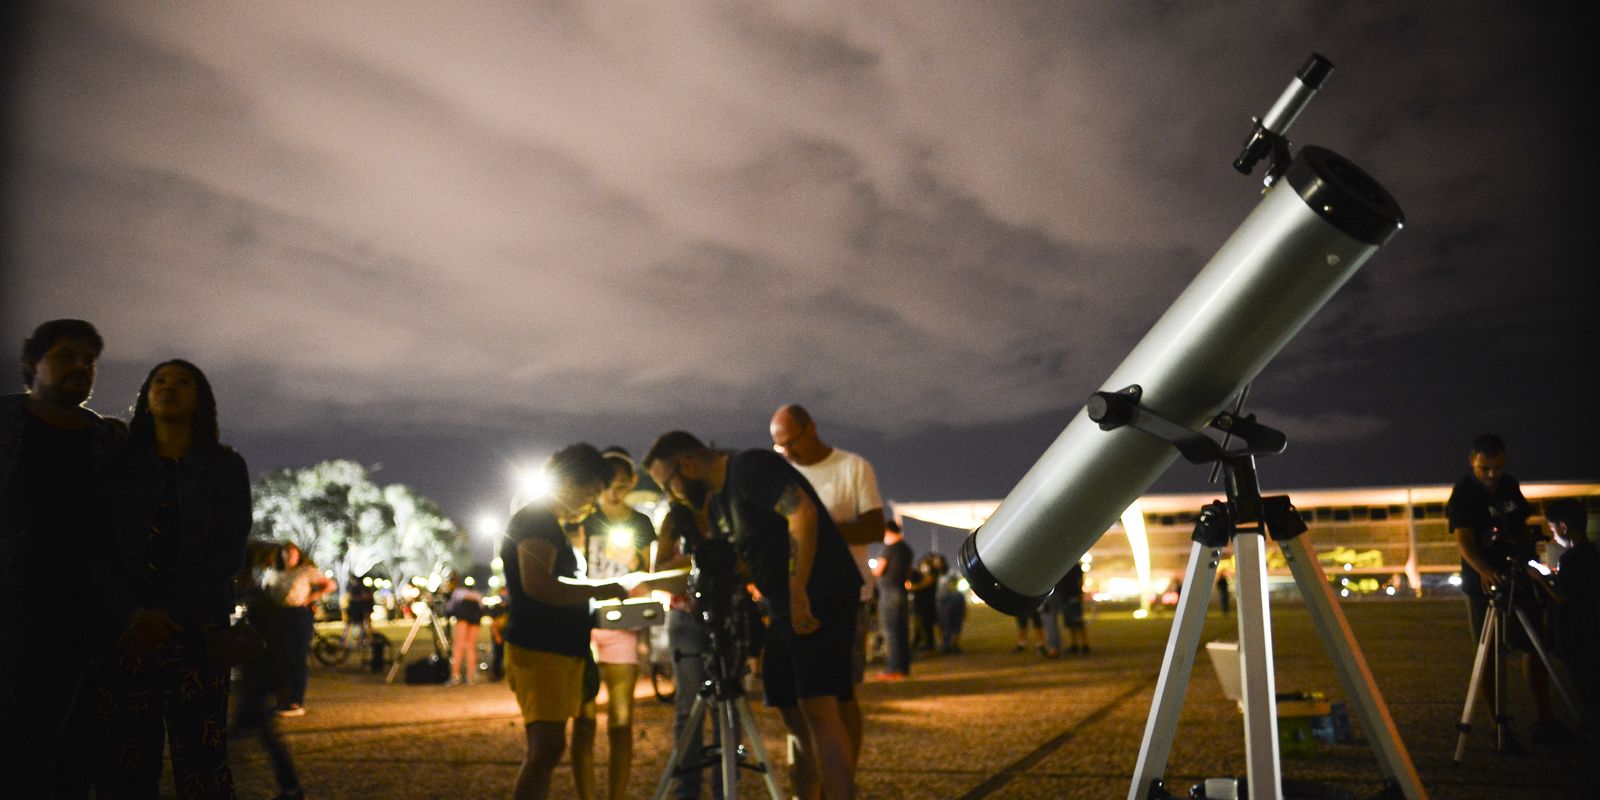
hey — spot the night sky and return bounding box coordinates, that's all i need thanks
[3,2,1596,534]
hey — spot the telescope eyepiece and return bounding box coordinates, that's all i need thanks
[1298,53,1334,90]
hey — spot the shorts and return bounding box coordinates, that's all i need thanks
[1062,597,1085,629]
[762,593,857,708]
[505,643,584,724]
[592,628,639,665]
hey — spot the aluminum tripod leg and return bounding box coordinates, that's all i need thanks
[721,700,740,798]
[652,694,709,800]
[1453,605,1498,763]
[1127,540,1222,800]
[651,693,781,800]
[385,612,433,684]
[1281,535,1427,799]
[735,697,784,800]
[1235,530,1282,800]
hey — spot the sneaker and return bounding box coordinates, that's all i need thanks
[1042,648,1060,658]
[1012,644,1025,653]
[276,704,306,718]
[1532,720,1586,750]
[872,671,908,681]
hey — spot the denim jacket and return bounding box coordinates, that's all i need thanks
[109,443,252,629]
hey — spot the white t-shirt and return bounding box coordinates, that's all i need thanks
[791,448,883,601]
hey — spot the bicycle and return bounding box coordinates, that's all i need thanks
[312,623,391,670]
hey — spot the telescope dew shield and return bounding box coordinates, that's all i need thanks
[961,146,1403,615]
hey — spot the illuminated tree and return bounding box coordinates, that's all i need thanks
[250,460,466,590]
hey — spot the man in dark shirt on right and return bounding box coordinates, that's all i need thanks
[872,520,913,679]
[1546,498,1599,732]
[1449,433,1575,748]
[645,431,862,800]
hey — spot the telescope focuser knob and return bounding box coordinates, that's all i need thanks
[1087,385,1142,431]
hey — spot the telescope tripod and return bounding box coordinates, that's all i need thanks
[650,678,781,800]
[1127,457,1425,800]
[652,595,781,800]
[1452,570,1582,761]
[1086,390,1426,800]
[384,602,452,684]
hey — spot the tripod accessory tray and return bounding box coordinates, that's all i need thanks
[594,597,665,630]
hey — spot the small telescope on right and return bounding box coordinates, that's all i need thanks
[960,53,1404,614]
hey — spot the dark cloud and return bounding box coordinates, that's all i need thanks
[3,1,1595,525]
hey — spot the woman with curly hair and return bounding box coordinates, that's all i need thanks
[98,359,251,799]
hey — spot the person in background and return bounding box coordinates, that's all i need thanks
[502,444,629,800]
[908,553,944,654]
[0,319,124,799]
[445,571,485,686]
[1216,573,1231,616]
[343,572,375,650]
[572,453,654,800]
[1546,498,1599,732]
[487,585,511,681]
[1449,433,1576,749]
[871,520,912,678]
[1013,607,1045,655]
[99,359,251,798]
[935,564,967,654]
[231,540,304,800]
[266,541,336,716]
[1059,563,1090,655]
[770,404,884,774]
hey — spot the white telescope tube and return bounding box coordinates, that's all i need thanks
[960,146,1403,614]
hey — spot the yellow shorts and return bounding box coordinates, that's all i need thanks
[504,644,585,724]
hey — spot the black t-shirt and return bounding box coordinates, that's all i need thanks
[581,508,654,579]
[15,416,99,595]
[911,559,942,614]
[18,414,96,537]
[500,503,590,657]
[1554,542,1600,662]
[878,540,912,595]
[709,450,861,619]
[1446,473,1533,594]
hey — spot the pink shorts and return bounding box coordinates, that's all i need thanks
[591,628,638,665]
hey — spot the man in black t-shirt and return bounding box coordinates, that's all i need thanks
[872,520,912,677]
[0,319,125,798]
[1448,433,1574,748]
[646,431,862,800]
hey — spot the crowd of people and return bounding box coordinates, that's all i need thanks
[5,316,1596,800]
